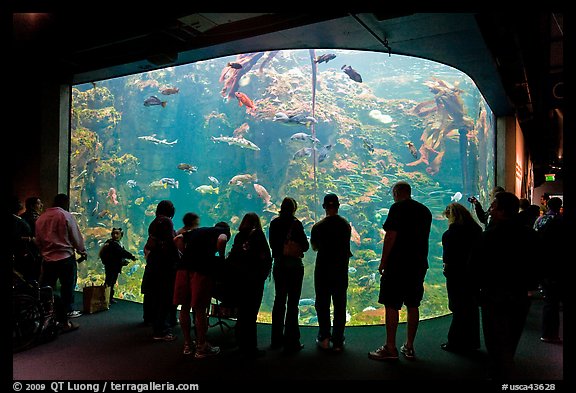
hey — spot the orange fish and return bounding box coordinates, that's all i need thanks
[234,91,255,111]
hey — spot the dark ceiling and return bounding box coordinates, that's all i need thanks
[12,11,564,183]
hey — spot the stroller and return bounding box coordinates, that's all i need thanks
[12,270,58,352]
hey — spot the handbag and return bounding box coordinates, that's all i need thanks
[83,284,111,314]
[283,222,304,259]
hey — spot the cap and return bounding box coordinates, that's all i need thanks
[323,193,339,207]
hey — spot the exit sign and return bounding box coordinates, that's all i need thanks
[545,173,556,181]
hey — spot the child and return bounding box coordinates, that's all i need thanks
[99,228,136,303]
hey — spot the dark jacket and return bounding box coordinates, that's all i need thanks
[268,215,309,260]
[228,229,272,282]
[99,239,136,274]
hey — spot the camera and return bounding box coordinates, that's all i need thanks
[467,196,477,203]
[77,254,87,263]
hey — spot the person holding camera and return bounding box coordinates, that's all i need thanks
[468,186,504,227]
[99,227,137,304]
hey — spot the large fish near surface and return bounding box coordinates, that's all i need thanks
[314,53,337,64]
[210,135,260,151]
[341,65,363,83]
[143,95,167,107]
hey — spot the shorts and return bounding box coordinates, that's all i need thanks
[378,271,426,310]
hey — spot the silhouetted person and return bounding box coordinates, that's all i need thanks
[268,197,309,352]
[441,202,482,352]
[99,227,136,303]
[470,191,539,380]
[172,212,200,355]
[20,196,43,235]
[369,181,432,361]
[141,200,179,341]
[180,221,230,358]
[539,192,550,216]
[228,212,272,357]
[469,185,504,227]
[311,193,352,352]
[533,197,564,344]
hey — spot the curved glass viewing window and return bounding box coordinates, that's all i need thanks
[70,49,495,325]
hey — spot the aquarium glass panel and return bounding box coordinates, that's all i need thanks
[70,49,495,325]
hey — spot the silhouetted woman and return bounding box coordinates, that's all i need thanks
[441,202,483,352]
[268,197,309,352]
[228,212,272,357]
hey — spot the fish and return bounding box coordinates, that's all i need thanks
[318,144,333,163]
[126,180,137,188]
[208,176,220,186]
[229,173,258,186]
[210,135,260,151]
[290,132,312,141]
[341,64,363,83]
[234,91,255,111]
[253,183,272,206]
[160,87,179,95]
[138,134,178,146]
[273,112,317,127]
[232,123,250,138]
[160,178,179,189]
[143,95,167,107]
[195,185,219,194]
[362,138,374,153]
[292,147,314,160]
[177,163,198,173]
[134,197,145,205]
[227,62,243,69]
[314,53,337,64]
[406,141,418,159]
[451,191,463,202]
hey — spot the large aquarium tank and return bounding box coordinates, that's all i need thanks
[70,49,495,326]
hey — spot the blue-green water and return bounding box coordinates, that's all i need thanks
[70,49,495,325]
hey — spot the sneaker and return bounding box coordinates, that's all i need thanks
[316,337,330,350]
[183,343,192,355]
[67,310,82,318]
[333,344,344,353]
[195,343,220,359]
[153,333,177,342]
[368,345,399,361]
[400,344,415,360]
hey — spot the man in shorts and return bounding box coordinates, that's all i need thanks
[368,181,432,361]
[175,221,230,358]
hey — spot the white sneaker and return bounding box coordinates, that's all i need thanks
[67,310,82,318]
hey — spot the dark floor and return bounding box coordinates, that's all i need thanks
[12,293,564,390]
